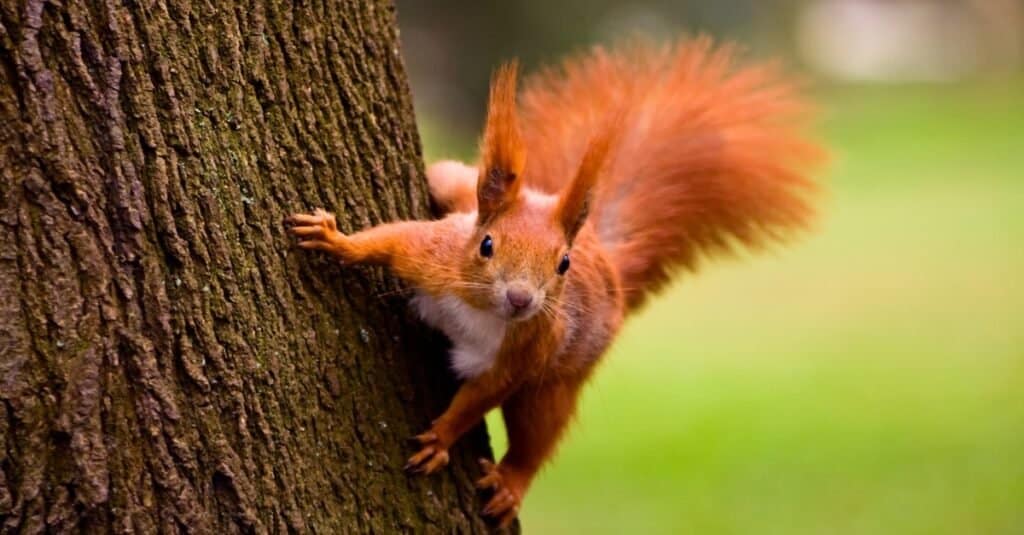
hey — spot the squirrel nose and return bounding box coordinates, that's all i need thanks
[506,288,533,310]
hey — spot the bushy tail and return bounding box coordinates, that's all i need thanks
[519,37,824,311]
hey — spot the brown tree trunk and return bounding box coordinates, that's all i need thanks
[0,0,504,532]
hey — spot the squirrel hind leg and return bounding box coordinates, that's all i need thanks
[426,160,478,214]
[475,377,584,526]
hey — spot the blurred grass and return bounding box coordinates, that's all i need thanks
[424,80,1024,534]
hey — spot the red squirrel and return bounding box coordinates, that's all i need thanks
[287,38,821,526]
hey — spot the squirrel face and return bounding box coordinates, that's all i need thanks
[460,190,570,322]
[454,60,615,323]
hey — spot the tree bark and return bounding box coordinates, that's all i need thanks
[0,0,504,532]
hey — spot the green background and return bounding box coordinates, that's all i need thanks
[423,81,1024,534]
[400,1,1024,527]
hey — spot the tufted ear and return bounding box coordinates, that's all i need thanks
[477,61,526,224]
[555,118,620,244]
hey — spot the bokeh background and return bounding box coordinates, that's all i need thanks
[394,1,1024,533]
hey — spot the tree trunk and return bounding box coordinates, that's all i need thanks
[0,0,505,532]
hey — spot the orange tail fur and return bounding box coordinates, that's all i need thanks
[519,37,824,310]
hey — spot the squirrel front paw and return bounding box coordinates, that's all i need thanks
[476,459,525,528]
[286,208,345,256]
[404,430,450,475]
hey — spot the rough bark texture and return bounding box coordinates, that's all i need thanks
[0,0,505,532]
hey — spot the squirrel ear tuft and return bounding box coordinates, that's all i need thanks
[556,115,622,243]
[477,61,526,223]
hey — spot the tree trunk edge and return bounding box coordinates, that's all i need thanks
[0,0,511,532]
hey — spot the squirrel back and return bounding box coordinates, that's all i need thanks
[517,37,823,310]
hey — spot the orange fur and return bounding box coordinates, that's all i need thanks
[520,37,823,309]
[477,62,527,223]
[287,37,822,527]
[553,114,623,244]
[426,160,478,213]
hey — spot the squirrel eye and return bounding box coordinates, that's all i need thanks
[557,253,571,275]
[479,235,494,258]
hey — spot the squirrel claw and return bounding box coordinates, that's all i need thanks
[475,458,501,490]
[405,430,449,475]
[475,459,523,527]
[412,431,438,444]
[405,445,449,474]
[286,209,346,255]
[286,209,338,238]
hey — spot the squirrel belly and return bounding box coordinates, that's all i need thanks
[411,292,507,379]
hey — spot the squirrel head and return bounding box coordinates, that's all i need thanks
[456,62,616,322]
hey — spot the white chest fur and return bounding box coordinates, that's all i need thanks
[411,292,507,379]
